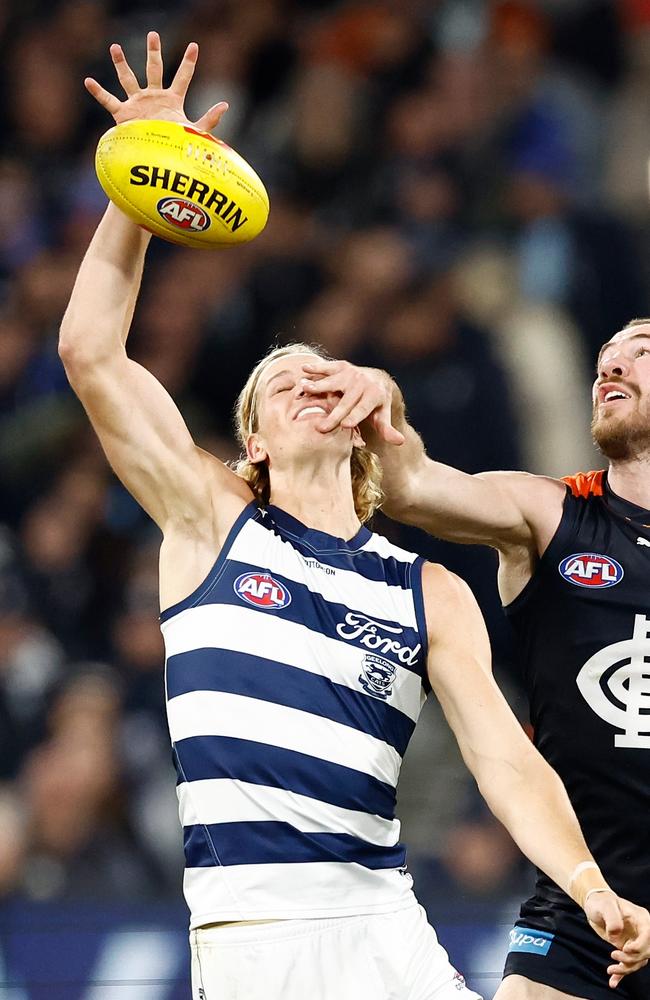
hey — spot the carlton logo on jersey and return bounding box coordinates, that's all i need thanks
[558,552,624,589]
[576,614,650,748]
[233,572,292,610]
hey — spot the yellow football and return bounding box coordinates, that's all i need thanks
[95,119,269,249]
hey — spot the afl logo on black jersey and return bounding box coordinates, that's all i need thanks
[559,553,624,589]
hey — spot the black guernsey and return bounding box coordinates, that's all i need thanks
[506,469,650,916]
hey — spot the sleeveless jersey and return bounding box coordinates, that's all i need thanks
[160,502,429,928]
[505,469,650,912]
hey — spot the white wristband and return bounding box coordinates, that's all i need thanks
[568,861,599,889]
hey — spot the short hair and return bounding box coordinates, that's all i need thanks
[621,317,650,332]
[597,317,650,367]
[233,342,383,523]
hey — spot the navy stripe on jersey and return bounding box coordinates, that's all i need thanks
[167,650,415,755]
[257,510,413,589]
[184,821,407,870]
[160,502,257,623]
[410,556,431,691]
[173,736,397,819]
[207,561,424,677]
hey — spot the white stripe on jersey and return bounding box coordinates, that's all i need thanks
[228,519,417,627]
[183,862,414,927]
[178,779,401,846]
[168,691,402,787]
[359,533,418,563]
[162,604,425,722]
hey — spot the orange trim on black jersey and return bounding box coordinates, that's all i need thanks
[561,469,605,498]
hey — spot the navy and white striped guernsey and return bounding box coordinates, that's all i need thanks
[161,502,430,927]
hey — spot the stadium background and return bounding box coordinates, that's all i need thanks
[1,0,649,996]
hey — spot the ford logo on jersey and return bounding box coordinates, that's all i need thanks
[234,572,292,610]
[559,553,624,588]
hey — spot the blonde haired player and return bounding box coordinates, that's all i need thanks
[60,33,650,1000]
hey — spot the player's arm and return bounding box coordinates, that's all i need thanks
[300,360,565,550]
[59,204,251,535]
[422,564,650,986]
[59,33,251,537]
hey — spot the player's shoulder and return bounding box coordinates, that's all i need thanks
[420,562,476,607]
[419,563,489,649]
[560,468,606,499]
[475,470,567,552]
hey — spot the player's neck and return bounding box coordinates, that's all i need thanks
[268,461,361,540]
[607,458,650,509]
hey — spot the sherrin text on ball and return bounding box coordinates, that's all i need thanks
[95,118,269,248]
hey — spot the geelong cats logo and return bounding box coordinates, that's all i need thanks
[359,653,397,700]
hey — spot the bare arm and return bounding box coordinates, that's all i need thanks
[59,34,251,538]
[423,564,650,986]
[300,360,565,551]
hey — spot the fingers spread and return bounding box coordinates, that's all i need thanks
[146,30,163,88]
[301,375,340,394]
[340,399,381,431]
[318,392,364,433]
[302,361,339,376]
[110,43,140,96]
[84,77,121,115]
[171,42,199,96]
[195,101,230,134]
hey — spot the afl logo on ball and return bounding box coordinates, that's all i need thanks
[559,553,624,588]
[234,572,292,610]
[156,197,211,232]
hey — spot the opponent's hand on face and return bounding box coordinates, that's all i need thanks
[585,892,650,988]
[300,360,404,446]
[84,30,228,132]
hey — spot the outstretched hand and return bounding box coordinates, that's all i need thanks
[85,30,228,133]
[585,892,650,989]
[300,359,404,446]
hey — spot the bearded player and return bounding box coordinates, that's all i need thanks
[300,322,650,998]
[61,33,650,1000]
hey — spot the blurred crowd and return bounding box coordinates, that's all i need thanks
[1,0,649,910]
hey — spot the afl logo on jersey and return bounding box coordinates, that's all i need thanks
[234,572,292,610]
[559,553,624,589]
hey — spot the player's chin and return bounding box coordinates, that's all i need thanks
[592,417,629,457]
[297,417,344,439]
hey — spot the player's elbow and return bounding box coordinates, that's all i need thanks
[58,336,94,385]
[58,329,80,369]
[58,322,116,378]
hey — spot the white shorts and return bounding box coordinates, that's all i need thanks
[190,900,483,1000]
